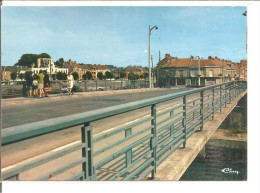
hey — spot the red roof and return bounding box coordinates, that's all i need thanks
[157,54,247,70]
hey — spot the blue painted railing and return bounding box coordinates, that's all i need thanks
[1,81,247,181]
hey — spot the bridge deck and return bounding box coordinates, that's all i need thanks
[149,90,247,181]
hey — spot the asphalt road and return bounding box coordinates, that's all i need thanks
[2,88,190,128]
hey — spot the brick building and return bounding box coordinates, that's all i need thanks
[157,54,247,86]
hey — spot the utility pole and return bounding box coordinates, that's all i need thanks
[148,25,158,88]
[151,55,154,87]
[195,56,201,86]
[222,59,224,83]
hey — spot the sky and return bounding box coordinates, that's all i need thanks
[1,6,247,67]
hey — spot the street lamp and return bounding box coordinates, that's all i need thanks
[195,56,201,86]
[149,25,158,88]
[242,10,247,81]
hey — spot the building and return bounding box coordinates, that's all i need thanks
[1,69,12,81]
[125,66,148,79]
[156,54,247,87]
[1,66,21,81]
[32,58,68,75]
[63,61,109,80]
[15,58,69,78]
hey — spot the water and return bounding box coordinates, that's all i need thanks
[180,146,247,181]
[180,94,247,181]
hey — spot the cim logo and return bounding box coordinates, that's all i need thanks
[221,168,239,175]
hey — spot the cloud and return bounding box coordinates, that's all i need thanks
[64,30,77,38]
[42,27,54,35]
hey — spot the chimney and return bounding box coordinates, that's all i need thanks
[165,54,171,59]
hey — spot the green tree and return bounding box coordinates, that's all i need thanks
[38,53,51,58]
[15,54,38,67]
[140,74,144,79]
[128,72,135,80]
[143,73,149,79]
[82,73,87,80]
[15,53,51,67]
[72,72,79,80]
[55,58,64,68]
[86,71,92,80]
[56,72,67,80]
[120,71,126,79]
[11,72,17,80]
[135,74,140,80]
[18,73,25,80]
[97,72,103,80]
[105,71,114,79]
[105,71,111,79]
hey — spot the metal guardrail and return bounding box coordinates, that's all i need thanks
[1,79,150,97]
[1,81,247,181]
[52,79,149,92]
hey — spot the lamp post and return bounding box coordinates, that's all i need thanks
[151,55,154,86]
[242,10,247,81]
[149,25,158,88]
[195,56,201,86]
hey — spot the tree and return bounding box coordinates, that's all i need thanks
[134,74,140,80]
[128,72,135,80]
[11,72,17,80]
[97,72,103,80]
[55,58,64,68]
[82,73,87,80]
[15,53,51,67]
[140,74,144,79]
[18,73,25,80]
[72,72,79,80]
[143,73,149,79]
[38,53,51,58]
[120,71,126,79]
[105,71,111,79]
[15,54,38,67]
[85,71,92,80]
[105,71,114,79]
[56,72,67,80]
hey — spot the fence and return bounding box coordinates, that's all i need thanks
[1,81,247,181]
[1,81,25,98]
[1,79,149,97]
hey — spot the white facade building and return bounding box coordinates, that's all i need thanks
[28,58,68,75]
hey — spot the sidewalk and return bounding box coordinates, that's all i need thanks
[1,88,163,106]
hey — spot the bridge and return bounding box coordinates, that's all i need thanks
[1,81,247,181]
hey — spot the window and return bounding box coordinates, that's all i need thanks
[200,70,204,77]
[179,70,183,77]
[209,70,213,77]
[190,70,195,77]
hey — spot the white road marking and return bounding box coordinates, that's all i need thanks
[2,102,182,173]
[52,141,81,152]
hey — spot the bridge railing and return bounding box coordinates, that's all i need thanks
[1,81,247,181]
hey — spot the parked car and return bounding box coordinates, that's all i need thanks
[88,86,104,91]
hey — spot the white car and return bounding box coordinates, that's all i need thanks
[88,86,104,91]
